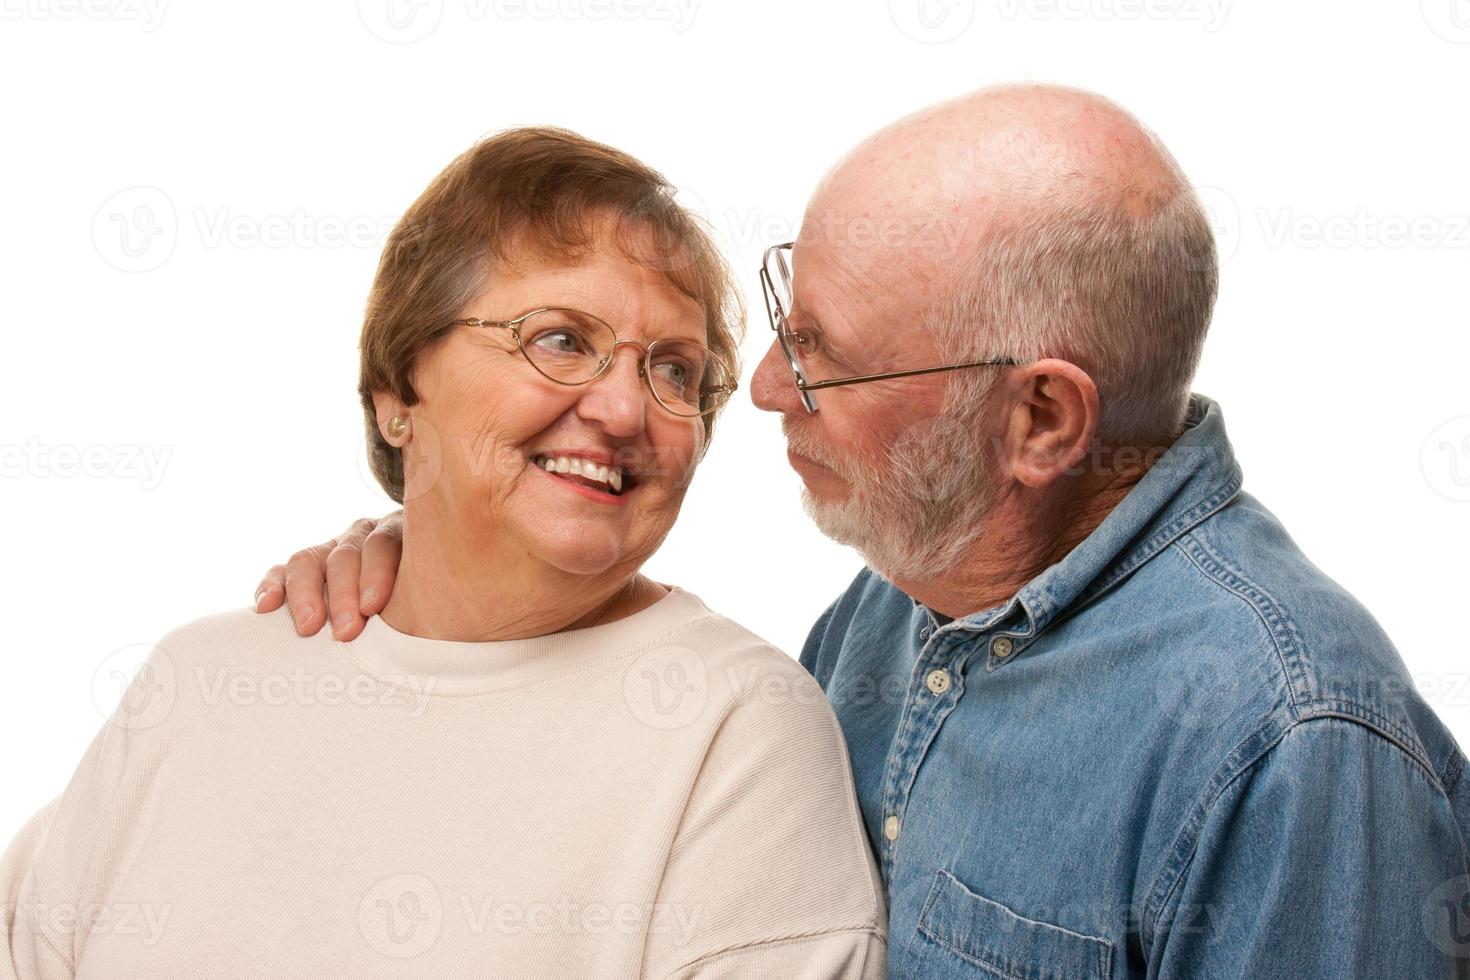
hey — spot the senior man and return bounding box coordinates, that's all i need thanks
[258,85,1470,976]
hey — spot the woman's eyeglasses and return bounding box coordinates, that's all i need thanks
[450,308,738,419]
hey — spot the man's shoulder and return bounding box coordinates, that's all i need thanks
[1127,490,1461,785]
[822,567,913,631]
[799,567,915,675]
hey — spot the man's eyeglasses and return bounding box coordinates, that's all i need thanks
[450,308,738,418]
[759,242,1022,413]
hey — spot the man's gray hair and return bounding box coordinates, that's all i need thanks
[931,170,1219,446]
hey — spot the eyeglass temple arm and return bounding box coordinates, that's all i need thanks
[796,358,1022,392]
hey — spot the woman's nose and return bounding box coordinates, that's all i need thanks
[577,346,647,436]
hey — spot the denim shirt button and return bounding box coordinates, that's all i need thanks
[925,668,952,695]
[884,815,900,841]
[993,637,1015,658]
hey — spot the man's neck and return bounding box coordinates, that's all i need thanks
[891,469,1148,620]
[381,514,663,642]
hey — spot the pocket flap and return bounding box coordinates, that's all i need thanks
[916,869,1112,980]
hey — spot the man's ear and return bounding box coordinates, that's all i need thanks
[1001,359,1100,489]
[372,390,410,446]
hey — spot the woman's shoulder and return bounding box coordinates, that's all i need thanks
[658,588,811,673]
[653,588,833,724]
[129,604,337,696]
[151,604,319,657]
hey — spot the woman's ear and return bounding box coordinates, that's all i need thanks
[372,390,411,447]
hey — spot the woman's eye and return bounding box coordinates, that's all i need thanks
[653,360,691,388]
[530,329,584,355]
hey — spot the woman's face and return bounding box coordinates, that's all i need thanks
[387,233,710,579]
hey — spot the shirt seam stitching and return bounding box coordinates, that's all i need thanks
[656,925,885,977]
[1172,532,1311,714]
[1174,531,1431,762]
[1141,713,1448,952]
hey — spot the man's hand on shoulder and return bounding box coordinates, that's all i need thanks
[253,510,404,641]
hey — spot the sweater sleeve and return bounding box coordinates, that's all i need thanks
[1,639,175,980]
[1,801,72,980]
[640,650,886,980]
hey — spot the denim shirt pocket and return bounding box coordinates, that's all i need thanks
[909,869,1113,980]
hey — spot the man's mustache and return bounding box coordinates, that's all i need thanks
[780,420,856,480]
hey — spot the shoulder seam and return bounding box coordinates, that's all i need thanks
[1172,531,1430,763]
[1172,531,1313,712]
[1142,712,1448,953]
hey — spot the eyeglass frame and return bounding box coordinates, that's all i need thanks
[759,242,1024,413]
[449,307,739,419]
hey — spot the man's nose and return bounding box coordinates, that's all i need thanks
[576,347,647,436]
[751,337,804,415]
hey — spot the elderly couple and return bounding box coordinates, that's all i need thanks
[5,84,1468,978]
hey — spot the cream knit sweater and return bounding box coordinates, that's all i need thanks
[1,587,886,978]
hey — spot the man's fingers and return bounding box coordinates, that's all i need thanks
[358,510,405,616]
[254,565,287,613]
[324,530,370,641]
[283,543,335,636]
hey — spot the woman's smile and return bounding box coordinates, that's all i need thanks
[528,451,635,506]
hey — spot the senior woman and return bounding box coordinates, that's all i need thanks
[0,129,885,978]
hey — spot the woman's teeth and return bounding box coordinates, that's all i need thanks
[531,455,624,494]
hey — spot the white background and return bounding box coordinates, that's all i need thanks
[2,0,1468,836]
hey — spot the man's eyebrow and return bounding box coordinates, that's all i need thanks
[796,309,856,363]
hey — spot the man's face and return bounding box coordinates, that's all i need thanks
[750,231,1005,581]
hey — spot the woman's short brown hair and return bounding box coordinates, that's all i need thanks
[359,127,743,503]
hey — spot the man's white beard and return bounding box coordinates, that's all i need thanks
[788,406,1000,584]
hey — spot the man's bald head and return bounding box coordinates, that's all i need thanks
[816,84,1188,220]
[796,82,1217,443]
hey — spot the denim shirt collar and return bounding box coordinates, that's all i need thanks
[915,394,1244,645]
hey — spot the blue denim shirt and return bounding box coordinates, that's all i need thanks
[801,395,1470,979]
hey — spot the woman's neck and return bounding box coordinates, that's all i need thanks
[379,521,666,642]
